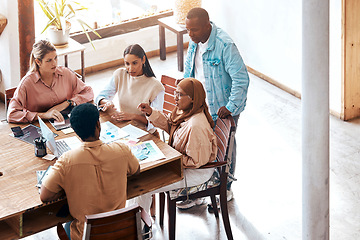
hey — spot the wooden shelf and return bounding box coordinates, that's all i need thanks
[0,14,7,36]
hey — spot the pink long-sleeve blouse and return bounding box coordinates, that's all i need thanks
[7,66,94,123]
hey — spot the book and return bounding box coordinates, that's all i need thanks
[10,124,58,145]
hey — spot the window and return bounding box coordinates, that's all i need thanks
[34,0,174,37]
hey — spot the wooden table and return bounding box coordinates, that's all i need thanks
[158,16,188,72]
[0,114,183,239]
[55,38,86,82]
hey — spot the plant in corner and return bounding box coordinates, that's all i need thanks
[36,0,101,48]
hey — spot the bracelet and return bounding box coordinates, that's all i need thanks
[67,99,76,107]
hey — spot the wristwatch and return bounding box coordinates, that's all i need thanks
[67,99,76,107]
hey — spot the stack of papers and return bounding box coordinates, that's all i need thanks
[100,123,165,163]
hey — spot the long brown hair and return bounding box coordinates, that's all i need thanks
[29,39,56,73]
[123,44,156,78]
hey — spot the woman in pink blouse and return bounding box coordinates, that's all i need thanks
[7,40,94,123]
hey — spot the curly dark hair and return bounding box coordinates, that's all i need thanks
[70,103,99,141]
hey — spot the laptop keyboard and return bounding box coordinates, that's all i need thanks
[56,140,71,156]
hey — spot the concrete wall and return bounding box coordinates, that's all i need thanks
[203,0,342,114]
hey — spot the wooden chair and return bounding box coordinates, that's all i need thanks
[57,204,152,240]
[159,115,236,240]
[3,87,16,122]
[154,75,178,224]
[161,75,177,116]
[4,87,16,111]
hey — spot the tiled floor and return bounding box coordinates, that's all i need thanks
[7,51,360,239]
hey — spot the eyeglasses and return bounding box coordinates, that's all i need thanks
[174,91,190,99]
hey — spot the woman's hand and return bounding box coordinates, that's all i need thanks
[111,112,135,122]
[99,99,115,112]
[137,103,153,116]
[38,109,64,122]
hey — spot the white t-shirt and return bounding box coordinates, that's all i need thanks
[194,39,209,103]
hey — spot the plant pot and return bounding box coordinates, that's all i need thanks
[47,22,71,46]
[174,0,202,25]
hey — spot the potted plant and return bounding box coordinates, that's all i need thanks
[37,0,101,47]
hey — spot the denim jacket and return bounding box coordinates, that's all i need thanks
[184,22,250,120]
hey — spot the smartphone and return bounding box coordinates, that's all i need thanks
[11,126,24,137]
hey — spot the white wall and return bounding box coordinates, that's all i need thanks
[1,0,180,92]
[0,0,21,93]
[1,0,342,114]
[203,0,342,114]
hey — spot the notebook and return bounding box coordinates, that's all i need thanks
[49,105,73,131]
[38,116,82,158]
[49,115,71,131]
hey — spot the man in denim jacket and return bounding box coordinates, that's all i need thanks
[178,7,249,209]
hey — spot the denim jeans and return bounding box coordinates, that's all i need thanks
[64,221,72,240]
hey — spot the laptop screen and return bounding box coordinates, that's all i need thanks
[38,116,59,157]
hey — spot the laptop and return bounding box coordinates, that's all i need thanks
[38,116,82,158]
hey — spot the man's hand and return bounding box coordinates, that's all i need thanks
[217,106,231,119]
[40,185,64,202]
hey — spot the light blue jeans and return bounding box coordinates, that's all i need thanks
[64,221,72,240]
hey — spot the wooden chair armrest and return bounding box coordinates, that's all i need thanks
[199,161,227,169]
[57,222,69,240]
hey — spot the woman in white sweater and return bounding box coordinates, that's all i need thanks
[96,44,164,133]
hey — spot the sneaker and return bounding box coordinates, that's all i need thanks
[226,189,234,202]
[176,198,206,210]
[207,190,234,213]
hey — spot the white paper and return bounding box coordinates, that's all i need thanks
[62,127,74,134]
[42,154,56,161]
[121,124,148,139]
[130,140,166,163]
[100,121,129,143]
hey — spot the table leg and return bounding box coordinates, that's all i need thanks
[64,55,68,68]
[177,33,184,72]
[159,25,166,60]
[81,50,85,82]
[5,214,22,237]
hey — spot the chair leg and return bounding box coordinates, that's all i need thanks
[159,192,165,227]
[210,195,219,218]
[167,193,176,240]
[150,194,156,218]
[219,188,233,240]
